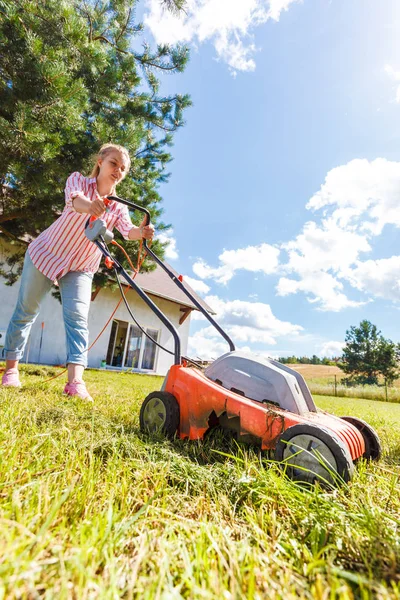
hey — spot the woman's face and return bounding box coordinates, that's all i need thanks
[97,151,129,187]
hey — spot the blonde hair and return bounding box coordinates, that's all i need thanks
[90,143,131,178]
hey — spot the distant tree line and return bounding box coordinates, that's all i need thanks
[278,355,338,366]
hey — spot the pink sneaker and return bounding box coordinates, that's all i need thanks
[1,369,21,388]
[63,380,93,402]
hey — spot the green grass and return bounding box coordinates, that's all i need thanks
[1,365,400,599]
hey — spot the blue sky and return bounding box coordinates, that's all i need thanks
[141,0,400,360]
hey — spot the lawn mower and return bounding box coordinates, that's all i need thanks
[86,197,381,486]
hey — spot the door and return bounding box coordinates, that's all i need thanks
[106,320,129,367]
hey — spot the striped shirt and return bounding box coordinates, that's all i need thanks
[28,172,135,282]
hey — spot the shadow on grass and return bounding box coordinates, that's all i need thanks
[137,425,271,468]
[18,364,61,377]
[86,419,265,469]
[384,444,400,466]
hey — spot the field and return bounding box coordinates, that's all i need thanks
[291,364,400,403]
[289,364,344,381]
[0,365,400,599]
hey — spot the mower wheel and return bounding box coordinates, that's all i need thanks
[274,423,354,486]
[340,416,381,460]
[139,391,180,437]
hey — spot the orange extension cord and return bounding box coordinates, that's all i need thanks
[1,239,149,383]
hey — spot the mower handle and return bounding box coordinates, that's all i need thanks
[104,194,235,353]
[107,195,151,240]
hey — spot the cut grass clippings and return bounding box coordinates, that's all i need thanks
[0,364,399,599]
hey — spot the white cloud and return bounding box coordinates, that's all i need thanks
[346,256,400,302]
[205,295,302,336]
[188,329,249,359]
[192,243,280,284]
[157,230,178,260]
[282,219,371,275]
[306,158,400,235]
[188,294,303,358]
[182,274,210,295]
[319,341,344,358]
[268,0,299,20]
[385,64,400,103]
[277,158,400,310]
[277,273,366,312]
[144,0,299,73]
[276,218,370,310]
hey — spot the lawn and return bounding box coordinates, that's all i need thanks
[0,365,399,599]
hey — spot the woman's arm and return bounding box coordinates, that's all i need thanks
[72,193,106,217]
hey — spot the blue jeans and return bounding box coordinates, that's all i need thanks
[4,252,93,366]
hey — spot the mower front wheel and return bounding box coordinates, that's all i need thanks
[139,391,180,437]
[340,416,381,460]
[274,423,354,486]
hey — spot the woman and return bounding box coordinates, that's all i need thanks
[2,143,154,400]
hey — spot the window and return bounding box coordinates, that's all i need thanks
[141,328,158,370]
[106,320,159,371]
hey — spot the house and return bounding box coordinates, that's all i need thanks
[0,235,213,375]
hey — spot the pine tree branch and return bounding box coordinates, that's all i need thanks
[0,225,29,245]
[115,7,132,44]
[133,55,178,71]
[92,35,129,54]
[0,211,27,224]
[146,96,179,104]
[134,144,163,158]
[32,99,61,112]
[146,118,179,132]
[161,0,187,15]
[81,1,93,41]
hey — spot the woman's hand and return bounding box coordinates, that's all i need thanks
[72,192,106,217]
[88,194,107,218]
[128,219,155,241]
[139,220,155,240]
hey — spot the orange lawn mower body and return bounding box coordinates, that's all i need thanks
[143,355,381,486]
[86,196,381,486]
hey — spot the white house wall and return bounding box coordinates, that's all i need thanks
[0,269,67,367]
[0,247,191,375]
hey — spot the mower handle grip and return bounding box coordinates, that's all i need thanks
[88,197,112,224]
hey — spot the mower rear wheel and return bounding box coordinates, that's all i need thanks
[139,391,180,437]
[340,416,381,460]
[274,423,354,486]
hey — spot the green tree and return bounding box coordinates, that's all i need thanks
[285,355,298,364]
[298,356,310,364]
[0,0,190,286]
[321,357,334,366]
[310,354,321,365]
[340,320,399,385]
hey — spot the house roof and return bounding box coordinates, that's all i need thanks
[130,263,216,315]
